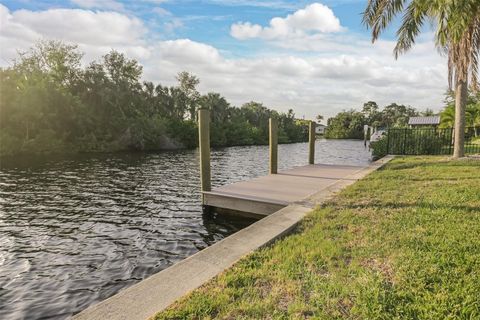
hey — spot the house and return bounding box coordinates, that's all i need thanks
[408,116,440,128]
[315,123,327,135]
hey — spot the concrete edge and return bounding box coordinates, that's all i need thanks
[203,190,290,206]
[72,155,395,320]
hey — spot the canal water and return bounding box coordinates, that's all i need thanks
[0,140,371,319]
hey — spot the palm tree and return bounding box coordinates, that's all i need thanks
[474,104,480,137]
[467,104,480,136]
[440,105,455,128]
[363,0,480,158]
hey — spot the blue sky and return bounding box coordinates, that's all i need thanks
[0,1,445,118]
[3,0,392,52]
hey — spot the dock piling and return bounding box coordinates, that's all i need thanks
[198,108,211,192]
[269,118,278,174]
[309,121,315,164]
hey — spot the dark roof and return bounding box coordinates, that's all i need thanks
[408,116,440,125]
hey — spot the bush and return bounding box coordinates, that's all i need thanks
[0,132,23,157]
[166,119,198,148]
[211,124,228,147]
[224,122,255,146]
[23,129,67,154]
[370,135,388,158]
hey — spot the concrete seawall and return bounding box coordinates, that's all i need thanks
[73,155,394,320]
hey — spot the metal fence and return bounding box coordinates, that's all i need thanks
[386,127,480,155]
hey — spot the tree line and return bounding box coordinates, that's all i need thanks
[325,93,480,140]
[0,40,308,157]
[324,101,431,139]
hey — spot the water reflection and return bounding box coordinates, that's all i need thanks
[0,140,370,319]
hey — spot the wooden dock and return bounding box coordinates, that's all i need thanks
[73,109,384,320]
[203,163,366,216]
[197,108,369,217]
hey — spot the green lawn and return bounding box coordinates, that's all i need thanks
[155,157,480,319]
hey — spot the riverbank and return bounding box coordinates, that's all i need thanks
[155,156,480,319]
[0,138,311,160]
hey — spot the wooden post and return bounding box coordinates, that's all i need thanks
[198,108,211,192]
[363,125,368,148]
[269,118,278,174]
[309,121,315,164]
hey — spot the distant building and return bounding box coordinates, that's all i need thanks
[315,123,327,135]
[408,116,440,127]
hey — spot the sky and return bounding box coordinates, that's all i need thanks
[0,0,448,119]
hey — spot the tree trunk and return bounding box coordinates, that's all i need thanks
[190,106,196,121]
[453,78,467,158]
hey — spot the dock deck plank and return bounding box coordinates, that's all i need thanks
[203,163,366,215]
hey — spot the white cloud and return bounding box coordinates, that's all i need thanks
[204,0,297,9]
[231,22,262,39]
[140,0,169,3]
[70,0,125,11]
[152,7,172,16]
[157,39,222,65]
[163,18,184,32]
[231,3,342,40]
[142,38,446,118]
[0,4,149,62]
[0,4,448,119]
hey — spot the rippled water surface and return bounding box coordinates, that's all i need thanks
[0,140,371,319]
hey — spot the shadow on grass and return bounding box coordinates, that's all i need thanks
[383,158,480,171]
[338,201,480,214]
[363,175,480,182]
[385,161,448,171]
[407,176,480,181]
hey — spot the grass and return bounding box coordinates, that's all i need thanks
[154,156,480,319]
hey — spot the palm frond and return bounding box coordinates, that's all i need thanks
[470,15,480,92]
[362,0,406,42]
[393,1,427,58]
